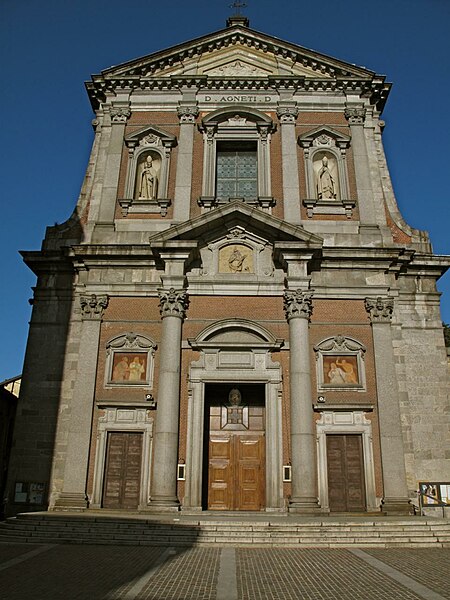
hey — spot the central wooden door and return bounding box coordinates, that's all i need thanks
[102,432,143,509]
[206,385,265,511]
[326,434,366,512]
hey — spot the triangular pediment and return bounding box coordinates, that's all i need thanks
[298,126,351,149]
[154,45,331,79]
[124,126,177,149]
[91,25,377,82]
[148,201,323,248]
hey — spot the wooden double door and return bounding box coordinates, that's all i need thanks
[102,432,143,509]
[326,434,366,512]
[206,385,265,511]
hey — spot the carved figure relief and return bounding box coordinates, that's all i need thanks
[219,244,253,273]
[135,153,161,200]
[208,60,268,77]
[314,153,338,200]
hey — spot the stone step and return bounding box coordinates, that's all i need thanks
[1,515,449,548]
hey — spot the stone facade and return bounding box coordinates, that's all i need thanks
[5,16,449,517]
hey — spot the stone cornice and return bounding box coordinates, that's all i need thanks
[87,76,390,111]
[85,25,390,111]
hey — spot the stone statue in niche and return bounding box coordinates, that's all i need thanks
[137,154,160,199]
[315,154,338,200]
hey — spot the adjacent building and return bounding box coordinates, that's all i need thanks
[5,16,450,517]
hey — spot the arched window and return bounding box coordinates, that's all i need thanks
[198,106,276,211]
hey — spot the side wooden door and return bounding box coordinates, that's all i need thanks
[102,432,143,509]
[326,434,366,512]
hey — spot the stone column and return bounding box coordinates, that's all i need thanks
[94,104,131,239]
[149,287,188,510]
[365,296,411,515]
[173,103,199,222]
[284,290,320,513]
[54,294,108,510]
[277,103,301,222]
[344,106,377,225]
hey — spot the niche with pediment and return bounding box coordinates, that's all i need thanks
[118,126,177,217]
[198,226,275,279]
[298,127,355,218]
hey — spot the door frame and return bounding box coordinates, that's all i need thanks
[101,431,144,510]
[90,406,154,509]
[316,410,378,512]
[325,433,366,512]
[184,321,284,512]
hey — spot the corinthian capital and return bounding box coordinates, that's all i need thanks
[276,106,299,124]
[158,288,189,319]
[283,290,313,322]
[365,296,394,323]
[344,107,366,125]
[110,107,131,123]
[80,294,108,320]
[177,105,199,124]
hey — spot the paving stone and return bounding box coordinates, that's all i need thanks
[364,548,450,599]
[236,548,425,600]
[1,543,449,599]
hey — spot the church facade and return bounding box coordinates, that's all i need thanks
[6,16,449,517]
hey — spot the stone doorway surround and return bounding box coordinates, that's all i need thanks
[184,319,284,512]
[90,405,154,510]
[316,410,379,512]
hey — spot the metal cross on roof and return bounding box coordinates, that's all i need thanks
[229,1,247,16]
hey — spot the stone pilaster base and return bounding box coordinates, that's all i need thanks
[288,497,321,514]
[52,492,88,512]
[381,497,412,516]
[146,497,180,513]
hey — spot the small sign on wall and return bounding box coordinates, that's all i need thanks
[177,464,186,481]
[14,482,45,504]
[283,465,292,483]
[419,482,450,506]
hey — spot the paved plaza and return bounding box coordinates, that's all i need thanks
[0,542,449,600]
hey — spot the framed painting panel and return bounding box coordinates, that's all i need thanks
[323,355,359,386]
[110,352,149,384]
[314,336,367,392]
[104,333,156,388]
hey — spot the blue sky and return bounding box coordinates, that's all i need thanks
[1,0,449,381]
